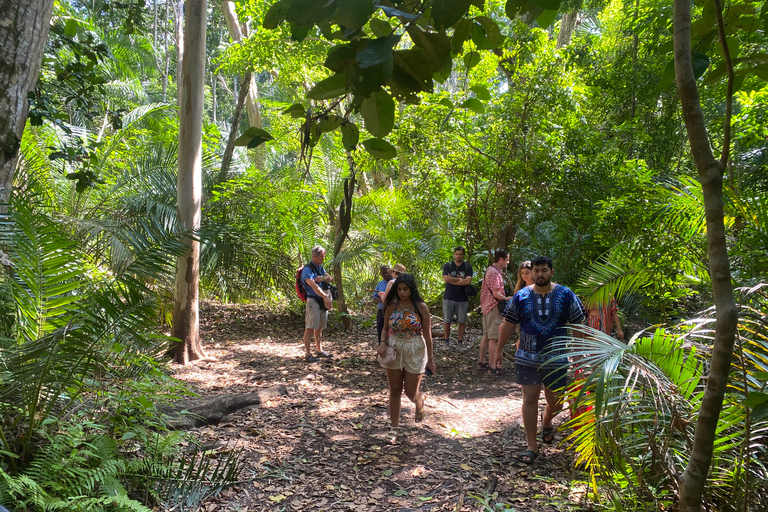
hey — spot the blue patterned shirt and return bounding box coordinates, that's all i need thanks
[504,284,585,368]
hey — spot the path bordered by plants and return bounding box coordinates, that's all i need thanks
[170,303,591,511]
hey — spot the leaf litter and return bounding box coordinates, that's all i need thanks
[169,302,592,511]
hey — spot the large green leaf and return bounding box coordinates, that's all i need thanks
[460,98,485,113]
[356,35,401,69]
[691,51,710,79]
[283,103,306,119]
[470,84,491,101]
[451,18,473,53]
[307,73,350,100]
[340,122,360,150]
[263,0,292,29]
[536,8,558,28]
[285,0,337,26]
[407,27,452,72]
[530,0,560,10]
[370,18,393,37]
[432,0,473,30]
[325,44,360,73]
[463,51,481,69]
[361,90,395,137]
[505,0,530,18]
[233,127,275,148]
[392,49,434,93]
[318,115,345,133]
[475,16,504,48]
[333,0,375,31]
[362,138,397,159]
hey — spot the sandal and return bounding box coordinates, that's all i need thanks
[478,362,489,368]
[541,413,555,444]
[415,396,426,422]
[518,450,539,464]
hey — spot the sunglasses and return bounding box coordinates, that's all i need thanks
[393,270,400,275]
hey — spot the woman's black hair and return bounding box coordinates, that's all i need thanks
[385,273,425,305]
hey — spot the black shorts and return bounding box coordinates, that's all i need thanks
[516,364,567,390]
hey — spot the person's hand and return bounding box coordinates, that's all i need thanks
[315,276,324,283]
[377,341,388,357]
[326,275,334,283]
[616,329,625,341]
[426,358,436,375]
[324,297,332,310]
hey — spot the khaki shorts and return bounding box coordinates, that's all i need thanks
[443,299,468,323]
[482,307,503,339]
[305,297,328,330]
[381,335,427,374]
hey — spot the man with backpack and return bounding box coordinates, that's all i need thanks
[301,246,334,362]
[442,246,473,350]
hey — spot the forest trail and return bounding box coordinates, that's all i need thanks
[170,303,590,512]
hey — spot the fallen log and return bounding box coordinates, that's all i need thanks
[161,385,288,429]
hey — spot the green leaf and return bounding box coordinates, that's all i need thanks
[341,122,360,150]
[475,16,504,48]
[290,23,311,41]
[383,469,393,476]
[392,49,434,93]
[439,98,454,107]
[362,138,397,159]
[357,35,401,69]
[286,0,337,26]
[692,51,710,79]
[743,391,768,408]
[451,18,473,53]
[432,0,473,30]
[325,44,358,72]
[530,0,560,10]
[505,0,530,18]
[378,5,419,20]
[64,18,79,37]
[536,8,558,28]
[361,90,395,137]
[753,401,768,422]
[460,97,485,113]
[319,114,345,133]
[408,27,453,72]
[470,85,491,100]
[333,0,375,31]
[471,0,486,9]
[234,127,275,148]
[264,0,292,29]
[471,22,488,48]
[283,103,306,118]
[463,51,481,69]
[394,489,409,496]
[370,18,393,37]
[307,73,350,100]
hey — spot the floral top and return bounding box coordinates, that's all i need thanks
[389,303,423,338]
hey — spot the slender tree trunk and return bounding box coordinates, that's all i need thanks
[211,70,217,125]
[221,0,264,169]
[174,0,185,107]
[555,8,579,49]
[218,73,249,183]
[0,0,54,205]
[172,0,208,365]
[674,0,739,509]
[153,0,158,46]
[162,0,170,102]
[331,151,357,330]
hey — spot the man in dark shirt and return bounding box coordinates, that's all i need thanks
[497,256,585,464]
[442,246,473,349]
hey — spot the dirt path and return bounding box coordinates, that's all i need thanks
[170,303,591,512]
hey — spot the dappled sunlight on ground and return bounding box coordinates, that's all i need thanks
[168,302,590,511]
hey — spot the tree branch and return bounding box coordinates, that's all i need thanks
[713,0,734,168]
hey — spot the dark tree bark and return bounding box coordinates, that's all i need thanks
[673,0,739,509]
[172,0,208,365]
[0,0,54,205]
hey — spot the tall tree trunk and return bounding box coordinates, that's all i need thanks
[555,8,579,49]
[331,152,357,330]
[172,0,208,365]
[211,70,217,125]
[218,73,249,183]
[163,0,170,102]
[153,0,158,46]
[221,0,264,169]
[174,0,185,107]
[674,0,739,509]
[0,0,54,205]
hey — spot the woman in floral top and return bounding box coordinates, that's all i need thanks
[376,273,435,428]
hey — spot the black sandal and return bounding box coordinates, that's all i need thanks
[519,450,539,464]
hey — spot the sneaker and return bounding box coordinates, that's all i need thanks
[305,354,320,362]
[456,340,470,351]
[316,350,333,358]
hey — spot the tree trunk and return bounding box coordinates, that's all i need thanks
[174,0,185,107]
[331,151,357,330]
[673,0,739,509]
[211,70,217,125]
[172,0,208,365]
[217,73,250,183]
[163,0,170,102]
[0,0,54,205]
[221,0,264,169]
[555,8,579,49]
[153,0,158,46]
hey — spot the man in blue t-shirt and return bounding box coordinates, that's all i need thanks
[373,265,392,343]
[498,256,585,464]
[442,246,473,349]
[301,246,334,362]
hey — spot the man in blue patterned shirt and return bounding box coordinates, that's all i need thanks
[498,256,585,464]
